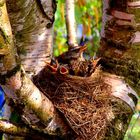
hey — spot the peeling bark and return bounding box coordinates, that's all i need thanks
[103,72,138,110]
[96,0,139,139]
[101,72,137,140]
[99,0,140,95]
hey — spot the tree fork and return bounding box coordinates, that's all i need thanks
[0,0,71,138]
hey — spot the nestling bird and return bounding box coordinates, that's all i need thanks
[79,36,89,46]
[56,45,87,64]
[70,58,100,77]
[50,58,58,70]
[59,65,69,75]
[56,40,100,77]
[45,58,59,73]
[56,45,87,76]
[86,57,101,76]
[45,58,69,75]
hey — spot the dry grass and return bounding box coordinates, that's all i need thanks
[33,67,132,140]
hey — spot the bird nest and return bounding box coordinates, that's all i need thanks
[34,67,114,140]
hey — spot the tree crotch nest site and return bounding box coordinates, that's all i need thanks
[33,55,133,140]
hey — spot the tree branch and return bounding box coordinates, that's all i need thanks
[0,1,70,137]
[65,0,77,47]
[0,1,17,74]
[0,120,31,137]
[98,0,140,95]
[0,119,62,139]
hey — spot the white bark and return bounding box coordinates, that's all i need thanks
[65,0,77,46]
[7,0,55,76]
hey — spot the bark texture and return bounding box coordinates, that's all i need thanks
[95,0,140,139]
[3,70,69,136]
[0,1,17,74]
[6,0,57,76]
[0,0,139,139]
[0,1,70,139]
[99,0,140,95]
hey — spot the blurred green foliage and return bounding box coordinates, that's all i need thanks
[124,101,140,140]
[53,0,67,56]
[53,0,102,57]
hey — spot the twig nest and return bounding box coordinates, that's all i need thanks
[34,68,110,139]
[34,66,133,140]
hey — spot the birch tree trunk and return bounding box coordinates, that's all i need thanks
[65,0,77,47]
[0,0,139,140]
[7,0,56,76]
[99,0,140,95]
[96,0,139,139]
[0,1,71,139]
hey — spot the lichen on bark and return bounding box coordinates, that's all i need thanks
[7,0,57,76]
[99,0,140,95]
[0,2,17,75]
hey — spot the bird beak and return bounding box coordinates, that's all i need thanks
[92,58,101,67]
[45,62,57,73]
[79,45,87,52]
[50,59,59,69]
[59,66,69,75]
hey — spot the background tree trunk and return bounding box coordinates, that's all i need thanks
[65,0,77,47]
